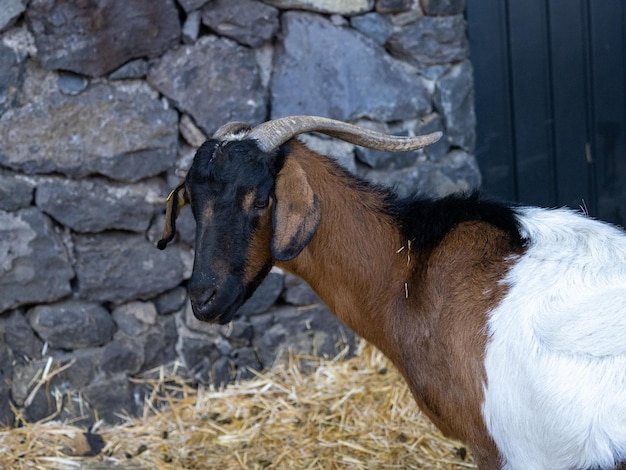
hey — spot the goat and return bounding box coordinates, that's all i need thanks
[158,116,626,470]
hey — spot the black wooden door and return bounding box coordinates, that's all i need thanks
[467,0,626,226]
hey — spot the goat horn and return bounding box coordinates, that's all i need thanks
[247,116,442,153]
[212,121,252,139]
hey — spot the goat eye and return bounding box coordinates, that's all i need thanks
[254,198,268,210]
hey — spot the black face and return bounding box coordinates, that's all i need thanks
[185,139,280,324]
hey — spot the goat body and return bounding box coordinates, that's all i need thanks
[159,118,626,470]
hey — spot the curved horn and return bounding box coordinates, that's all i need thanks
[247,116,442,153]
[212,121,252,139]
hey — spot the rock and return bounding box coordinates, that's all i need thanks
[148,35,267,135]
[82,373,139,423]
[154,287,188,315]
[231,346,262,380]
[0,0,26,33]
[101,333,144,376]
[434,60,475,152]
[57,72,88,96]
[108,59,149,80]
[0,310,43,361]
[142,315,178,369]
[237,271,284,316]
[200,0,279,48]
[375,0,413,13]
[271,12,430,121]
[0,208,73,313]
[35,177,162,233]
[74,232,187,304]
[0,335,15,426]
[420,0,465,16]
[0,42,25,116]
[210,356,232,388]
[386,15,469,66]
[111,301,158,336]
[27,0,181,77]
[0,80,179,182]
[51,348,103,390]
[263,0,374,15]
[252,305,356,367]
[221,321,254,348]
[182,11,201,44]
[178,0,212,13]
[350,12,394,46]
[0,170,33,211]
[179,114,207,148]
[362,148,481,198]
[27,301,115,350]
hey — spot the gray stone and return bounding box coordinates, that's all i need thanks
[201,0,279,48]
[263,0,374,15]
[375,0,413,13]
[0,0,25,33]
[0,171,33,211]
[142,315,178,369]
[252,305,356,367]
[362,148,481,198]
[210,356,231,388]
[50,348,102,391]
[387,15,469,66]
[57,72,88,96]
[420,0,465,16]
[27,0,181,77]
[0,208,73,313]
[434,60,475,152]
[148,35,267,135]
[0,42,25,116]
[108,59,149,80]
[74,232,187,304]
[111,301,158,336]
[182,11,201,44]
[221,321,254,348]
[237,271,284,316]
[178,0,212,12]
[82,373,139,423]
[0,80,179,182]
[154,287,188,315]
[271,12,430,121]
[0,310,43,361]
[35,177,162,233]
[232,347,262,380]
[350,12,394,46]
[101,333,144,376]
[27,301,115,350]
[0,335,14,426]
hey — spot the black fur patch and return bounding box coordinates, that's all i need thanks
[308,152,525,252]
[385,191,526,251]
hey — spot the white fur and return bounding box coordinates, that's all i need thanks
[483,207,626,470]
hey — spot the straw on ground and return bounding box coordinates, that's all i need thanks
[1,341,475,469]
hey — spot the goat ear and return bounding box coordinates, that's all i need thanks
[157,182,187,250]
[271,158,321,261]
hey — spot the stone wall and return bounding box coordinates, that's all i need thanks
[0,0,478,426]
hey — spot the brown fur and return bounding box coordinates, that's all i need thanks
[271,142,524,466]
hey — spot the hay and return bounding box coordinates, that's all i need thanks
[0,341,475,469]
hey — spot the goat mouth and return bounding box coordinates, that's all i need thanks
[190,291,241,324]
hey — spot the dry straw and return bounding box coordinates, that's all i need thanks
[0,341,475,469]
